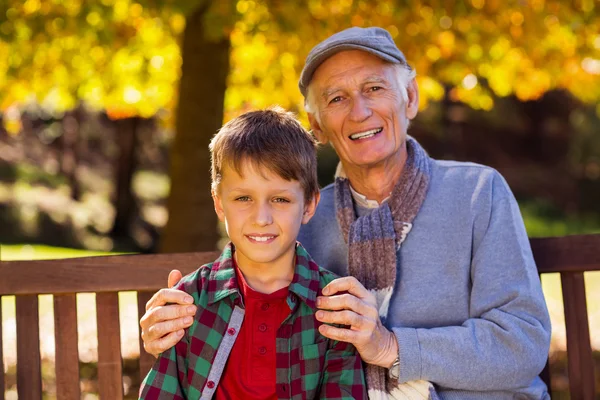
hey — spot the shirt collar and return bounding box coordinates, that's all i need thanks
[349,184,390,209]
[207,242,321,310]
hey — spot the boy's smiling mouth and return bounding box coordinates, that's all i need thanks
[246,234,277,243]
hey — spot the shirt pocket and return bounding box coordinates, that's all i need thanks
[299,341,328,395]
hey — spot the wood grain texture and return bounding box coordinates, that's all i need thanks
[96,292,123,400]
[531,235,600,273]
[16,295,42,400]
[561,272,596,400]
[137,291,155,381]
[0,251,219,295]
[54,294,80,400]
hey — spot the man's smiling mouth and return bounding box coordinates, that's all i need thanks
[349,128,383,140]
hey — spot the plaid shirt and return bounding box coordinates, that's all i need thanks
[140,242,366,400]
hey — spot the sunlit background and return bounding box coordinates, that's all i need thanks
[1,0,599,398]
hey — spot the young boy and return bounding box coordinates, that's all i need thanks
[139,107,366,400]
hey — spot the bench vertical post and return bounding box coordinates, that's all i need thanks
[561,272,595,400]
[137,291,155,381]
[16,295,42,400]
[0,295,4,400]
[96,292,123,400]
[54,294,80,400]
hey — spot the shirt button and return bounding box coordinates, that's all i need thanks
[258,346,267,355]
[206,380,215,389]
[258,323,267,332]
[261,303,270,311]
[227,327,236,336]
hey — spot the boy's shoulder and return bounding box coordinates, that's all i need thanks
[296,242,340,292]
[316,265,339,289]
[172,262,219,305]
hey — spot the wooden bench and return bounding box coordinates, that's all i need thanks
[0,234,598,400]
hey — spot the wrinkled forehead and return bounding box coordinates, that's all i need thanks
[310,50,398,90]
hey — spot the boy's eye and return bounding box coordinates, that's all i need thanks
[273,197,290,203]
[235,196,251,202]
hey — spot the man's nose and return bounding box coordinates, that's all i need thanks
[349,95,372,122]
[254,202,273,226]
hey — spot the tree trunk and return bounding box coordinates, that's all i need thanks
[159,6,230,253]
[61,108,81,201]
[111,117,140,240]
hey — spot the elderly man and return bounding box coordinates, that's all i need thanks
[140,27,551,399]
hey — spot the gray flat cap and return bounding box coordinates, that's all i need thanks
[299,26,408,97]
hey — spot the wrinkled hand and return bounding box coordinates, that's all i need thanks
[140,269,197,358]
[315,276,398,368]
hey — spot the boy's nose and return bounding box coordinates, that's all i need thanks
[254,203,273,226]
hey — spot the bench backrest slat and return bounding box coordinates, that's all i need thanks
[15,295,42,400]
[0,252,220,295]
[530,235,600,273]
[54,294,80,400]
[96,292,124,400]
[561,271,596,400]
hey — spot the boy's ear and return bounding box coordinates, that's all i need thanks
[212,191,226,222]
[307,113,328,145]
[301,191,321,224]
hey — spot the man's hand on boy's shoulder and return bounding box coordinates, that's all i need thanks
[140,269,197,358]
[315,276,398,369]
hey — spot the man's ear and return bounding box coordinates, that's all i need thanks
[307,113,328,145]
[406,78,420,120]
[302,191,321,224]
[212,190,226,222]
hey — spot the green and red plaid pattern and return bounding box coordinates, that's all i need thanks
[139,242,366,400]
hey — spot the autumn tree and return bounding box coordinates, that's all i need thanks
[0,0,598,251]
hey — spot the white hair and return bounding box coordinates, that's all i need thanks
[304,63,417,123]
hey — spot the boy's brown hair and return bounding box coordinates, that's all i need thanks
[209,106,319,202]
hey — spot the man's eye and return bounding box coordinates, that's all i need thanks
[369,86,382,92]
[329,96,342,104]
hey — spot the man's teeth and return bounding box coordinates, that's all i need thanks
[249,236,274,242]
[350,128,382,140]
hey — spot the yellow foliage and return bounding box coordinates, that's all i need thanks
[0,0,598,132]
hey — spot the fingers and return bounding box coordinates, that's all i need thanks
[316,309,376,331]
[318,323,365,343]
[145,288,194,312]
[168,269,183,288]
[141,311,193,341]
[140,304,196,356]
[316,293,378,319]
[322,276,372,301]
[141,302,196,332]
[143,329,185,358]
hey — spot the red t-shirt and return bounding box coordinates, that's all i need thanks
[215,264,290,399]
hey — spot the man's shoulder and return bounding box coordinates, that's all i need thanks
[430,158,505,190]
[432,158,497,175]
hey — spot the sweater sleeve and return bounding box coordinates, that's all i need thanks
[392,170,551,391]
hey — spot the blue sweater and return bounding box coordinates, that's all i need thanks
[297,159,551,400]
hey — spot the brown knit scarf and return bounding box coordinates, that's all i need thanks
[334,137,437,399]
